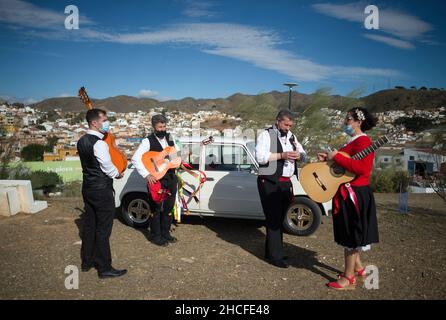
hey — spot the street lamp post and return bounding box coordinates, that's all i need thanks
[283,83,298,110]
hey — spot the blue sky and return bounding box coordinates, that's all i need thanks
[0,0,445,103]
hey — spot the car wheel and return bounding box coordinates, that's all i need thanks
[120,192,151,228]
[283,196,322,236]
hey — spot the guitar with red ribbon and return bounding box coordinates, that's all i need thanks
[300,133,395,203]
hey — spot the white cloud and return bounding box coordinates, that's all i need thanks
[137,89,170,101]
[137,89,159,98]
[182,0,217,18]
[0,0,93,30]
[363,34,415,50]
[312,2,435,49]
[2,1,402,83]
[104,23,401,81]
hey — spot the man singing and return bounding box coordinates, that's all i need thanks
[256,110,306,268]
[77,109,127,279]
[131,114,178,247]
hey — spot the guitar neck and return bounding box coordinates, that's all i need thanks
[351,136,389,160]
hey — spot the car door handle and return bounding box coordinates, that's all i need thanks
[206,177,215,181]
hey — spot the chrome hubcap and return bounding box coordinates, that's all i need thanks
[288,204,313,230]
[127,199,150,223]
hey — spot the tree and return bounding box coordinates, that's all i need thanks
[45,136,59,152]
[394,117,433,132]
[21,144,45,161]
[428,133,446,202]
[29,170,63,194]
[69,111,85,125]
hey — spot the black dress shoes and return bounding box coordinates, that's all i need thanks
[81,265,93,272]
[270,260,289,269]
[98,267,127,279]
[163,234,178,243]
[152,237,169,247]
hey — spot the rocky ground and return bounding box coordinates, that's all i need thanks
[0,193,445,300]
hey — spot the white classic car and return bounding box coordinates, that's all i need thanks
[114,136,332,236]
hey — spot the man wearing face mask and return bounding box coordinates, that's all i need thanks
[256,110,306,268]
[76,109,127,279]
[131,114,179,246]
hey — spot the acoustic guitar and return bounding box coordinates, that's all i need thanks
[78,87,128,174]
[142,136,214,180]
[300,135,390,203]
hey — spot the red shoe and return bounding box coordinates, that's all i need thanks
[327,274,356,290]
[337,267,368,281]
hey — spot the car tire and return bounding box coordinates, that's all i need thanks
[283,196,322,236]
[120,192,151,228]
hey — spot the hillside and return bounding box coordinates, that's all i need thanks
[361,88,446,113]
[31,88,446,116]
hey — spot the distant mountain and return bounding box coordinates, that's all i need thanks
[31,88,446,116]
[360,88,446,113]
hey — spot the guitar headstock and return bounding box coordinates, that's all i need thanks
[78,87,93,110]
[201,136,214,146]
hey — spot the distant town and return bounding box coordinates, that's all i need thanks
[0,102,445,188]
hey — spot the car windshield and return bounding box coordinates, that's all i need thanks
[246,141,256,160]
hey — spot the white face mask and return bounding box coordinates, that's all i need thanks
[99,120,110,133]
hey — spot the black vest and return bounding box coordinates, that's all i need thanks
[77,134,113,190]
[147,133,176,176]
[258,127,298,182]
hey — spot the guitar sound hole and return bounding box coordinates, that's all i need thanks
[331,164,345,177]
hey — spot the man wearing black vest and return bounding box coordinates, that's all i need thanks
[77,109,127,278]
[256,110,306,268]
[131,114,178,246]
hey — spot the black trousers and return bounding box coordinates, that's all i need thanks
[257,177,293,261]
[81,187,115,272]
[148,172,178,240]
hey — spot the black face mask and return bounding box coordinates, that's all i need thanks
[155,130,167,139]
[276,123,287,137]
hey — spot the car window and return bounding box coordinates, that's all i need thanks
[205,144,253,171]
[181,143,200,169]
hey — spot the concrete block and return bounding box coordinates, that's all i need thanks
[0,180,47,215]
[0,187,21,216]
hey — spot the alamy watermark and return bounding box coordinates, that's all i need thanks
[364,265,379,290]
[64,5,79,30]
[64,265,79,290]
[364,5,379,30]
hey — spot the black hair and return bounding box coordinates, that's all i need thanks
[276,109,294,121]
[151,114,168,127]
[347,107,377,132]
[86,109,106,125]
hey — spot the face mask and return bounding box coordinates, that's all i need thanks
[276,123,288,137]
[99,121,110,133]
[155,130,167,139]
[343,124,355,136]
[279,129,288,137]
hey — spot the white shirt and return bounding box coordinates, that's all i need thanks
[131,134,179,178]
[84,130,119,179]
[256,125,306,178]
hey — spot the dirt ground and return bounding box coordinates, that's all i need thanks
[0,193,445,300]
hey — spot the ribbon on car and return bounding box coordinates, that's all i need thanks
[171,162,207,223]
